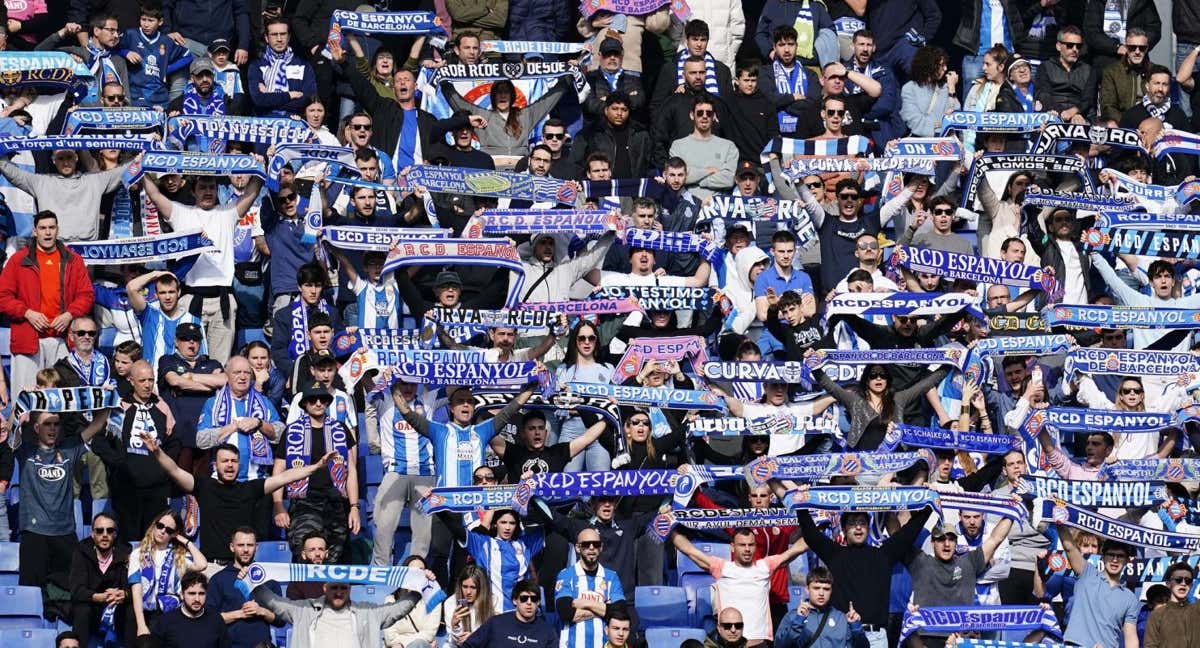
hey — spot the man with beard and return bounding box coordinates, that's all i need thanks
[759,26,821,136]
[572,93,651,179]
[1035,26,1097,124]
[157,322,225,472]
[167,56,236,117]
[1100,28,1151,123]
[723,63,779,164]
[255,575,426,648]
[68,513,131,641]
[494,412,606,482]
[206,528,280,647]
[583,38,645,119]
[803,178,879,292]
[1120,65,1190,130]
[153,572,230,646]
[555,528,627,648]
[651,56,728,169]
[795,63,865,139]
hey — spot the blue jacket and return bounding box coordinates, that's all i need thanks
[162,0,250,51]
[507,0,572,41]
[775,606,870,648]
[248,49,318,117]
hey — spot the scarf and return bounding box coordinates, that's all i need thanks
[675,51,719,95]
[884,137,965,161]
[1016,475,1166,509]
[0,135,152,155]
[1033,123,1143,154]
[1096,210,1200,231]
[579,0,691,21]
[786,156,936,177]
[140,548,181,613]
[429,61,587,95]
[1143,94,1170,120]
[123,151,266,187]
[1064,347,1200,378]
[379,238,526,307]
[66,351,111,387]
[241,561,432,592]
[781,485,942,513]
[648,507,795,542]
[590,286,715,312]
[481,40,588,55]
[165,115,316,150]
[1097,458,1200,482]
[962,153,1090,206]
[1023,406,1177,437]
[181,80,226,117]
[1082,227,1200,259]
[701,361,807,384]
[1033,498,1200,551]
[62,107,166,137]
[511,467,737,514]
[961,334,1073,385]
[900,606,1059,643]
[288,297,329,359]
[476,209,615,235]
[326,10,445,52]
[881,424,1019,454]
[1013,83,1036,112]
[86,40,119,103]
[1022,188,1136,213]
[419,484,520,513]
[687,414,798,436]
[612,335,709,383]
[264,47,294,93]
[1045,304,1200,329]
[760,135,871,166]
[391,361,546,389]
[283,414,349,499]
[791,0,815,59]
[744,450,937,486]
[209,386,273,468]
[803,348,966,388]
[14,387,120,418]
[891,246,1059,296]
[72,230,216,266]
[565,381,728,412]
[939,111,1057,136]
[825,291,986,320]
[521,297,642,317]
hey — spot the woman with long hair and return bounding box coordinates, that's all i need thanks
[301,96,341,146]
[1072,374,1181,460]
[442,77,574,157]
[962,45,1011,151]
[900,46,961,137]
[443,564,494,647]
[441,509,544,614]
[813,363,951,450]
[554,321,615,472]
[384,555,441,648]
[978,170,1036,261]
[128,509,207,642]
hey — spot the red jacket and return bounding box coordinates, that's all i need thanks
[0,240,94,355]
[693,491,800,605]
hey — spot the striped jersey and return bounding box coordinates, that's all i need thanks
[464,526,545,613]
[427,418,501,488]
[375,397,434,476]
[555,562,625,648]
[140,301,205,375]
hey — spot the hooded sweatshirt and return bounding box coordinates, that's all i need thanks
[726,245,770,335]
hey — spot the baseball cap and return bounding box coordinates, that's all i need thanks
[176,323,203,341]
[736,161,762,178]
[434,270,463,288]
[208,39,231,55]
[190,56,216,75]
[931,524,959,540]
[599,37,623,56]
[300,382,334,403]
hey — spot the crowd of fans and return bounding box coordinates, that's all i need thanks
[3,0,1200,647]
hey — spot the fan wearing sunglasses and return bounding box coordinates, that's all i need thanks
[897,195,974,256]
[1035,26,1095,124]
[554,528,626,646]
[69,512,132,640]
[1143,561,1197,648]
[461,579,558,648]
[1098,29,1151,123]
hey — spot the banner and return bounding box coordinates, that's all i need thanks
[0,52,92,94]
[0,135,153,154]
[784,157,936,176]
[322,226,448,251]
[390,361,541,388]
[512,467,728,513]
[1033,498,1200,551]
[1033,123,1143,154]
[326,10,444,52]
[566,381,727,412]
[165,115,315,150]
[1094,210,1200,231]
[590,286,714,312]
[890,246,1058,295]
[1065,347,1200,377]
[380,239,525,306]
[883,137,964,161]
[430,60,585,94]
[940,112,1058,135]
[881,424,1020,454]
[242,562,428,591]
[403,165,577,204]
[962,154,1089,207]
[14,386,119,417]
[648,507,795,542]
[611,335,709,384]
[578,0,691,20]
[69,230,215,266]
[1045,304,1200,329]
[1098,458,1200,482]
[123,151,265,186]
[477,209,615,235]
[825,291,985,320]
[744,451,936,486]
[701,361,807,384]
[1017,475,1166,509]
[1021,188,1136,213]
[520,297,642,317]
[1082,227,1200,260]
[63,108,165,136]
[1022,407,1177,436]
[900,606,1060,642]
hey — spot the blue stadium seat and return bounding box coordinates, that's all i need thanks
[633,586,689,629]
[0,628,58,644]
[352,584,393,605]
[0,586,45,628]
[256,540,292,565]
[676,541,728,576]
[0,543,17,586]
[645,627,707,647]
[365,455,383,486]
[679,572,714,626]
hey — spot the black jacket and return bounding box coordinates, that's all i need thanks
[954,0,1027,55]
[1025,205,1096,307]
[721,89,781,163]
[651,89,729,170]
[69,538,131,608]
[292,0,350,54]
[1083,0,1161,65]
[649,53,733,115]
[346,62,469,164]
[583,68,647,119]
[570,119,652,179]
[1035,58,1098,116]
[1175,0,1200,44]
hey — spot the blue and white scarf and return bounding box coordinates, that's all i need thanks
[0,134,152,154]
[63,107,166,136]
[1022,406,1176,436]
[566,381,727,412]
[263,47,294,93]
[939,111,1057,136]
[123,151,265,187]
[900,606,1059,642]
[1097,458,1200,482]
[676,51,720,95]
[139,549,181,613]
[962,154,1090,206]
[380,239,526,306]
[891,246,1058,296]
[481,40,586,55]
[760,135,871,166]
[288,297,329,359]
[623,228,723,265]
[884,137,965,161]
[1082,227,1200,260]
[1033,498,1200,551]
[283,414,349,499]
[242,561,432,593]
[403,165,577,204]
[512,467,736,513]
[165,115,315,150]
[744,450,937,486]
[391,361,544,389]
[686,414,798,436]
[648,507,795,542]
[209,385,273,466]
[881,424,1019,454]
[1033,123,1144,154]
[781,485,942,513]
[14,386,120,418]
[826,291,985,320]
[181,80,225,117]
[1094,210,1200,231]
[478,209,614,235]
[419,484,520,514]
[1064,347,1200,377]
[85,40,119,103]
[322,226,447,251]
[1021,188,1136,213]
[590,285,714,312]
[1017,475,1166,508]
[962,334,1073,386]
[803,348,966,387]
[430,61,586,95]
[326,10,445,52]
[785,157,936,177]
[66,351,111,388]
[700,361,808,384]
[1045,304,1200,329]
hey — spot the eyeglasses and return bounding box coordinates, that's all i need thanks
[72,329,98,337]
[544,132,566,140]
[155,521,178,534]
[694,109,715,117]
[97,25,118,32]
[350,123,372,131]
[1059,41,1083,49]
[93,527,116,535]
[516,594,540,603]
[278,193,298,202]
[806,181,823,189]
[473,473,496,484]
[856,241,880,250]
[1126,44,1148,52]
[577,540,602,549]
[933,208,954,215]
[838,192,860,200]
[104,94,125,101]
[720,622,745,631]
[825,109,846,117]
[1120,387,1144,395]
[1171,576,1195,585]
[576,334,597,342]
[1103,552,1129,562]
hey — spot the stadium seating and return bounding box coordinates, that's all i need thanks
[256,540,292,565]
[0,585,45,628]
[789,585,807,611]
[676,541,728,576]
[645,626,707,646]
[351,584,393,605]
[633,585,689,629]
[679,572,714,626]
[364,455,383,487]
[0,627,58,644]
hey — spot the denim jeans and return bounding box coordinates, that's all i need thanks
[961,54,985,98]
[552,416,610,472]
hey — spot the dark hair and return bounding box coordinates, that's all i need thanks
[604,91,632,110]
[262,16,288,32]
[489,79,523,137]
[521,411,547,428]
[564,320,604,366]
[682,54,707,69]
[984,44,1011,72]
[1145,583,1171,606]
[1165,561,1196,581]
[806,565,834,585]
[770,230,797,246]
[772,25,798,44]
[115,340,143,360]
[1100,538,1131,557]
[585,152,610,169]
[154,273,181,291]
[663,156,688,172]
[776,289,803,311]
[1001,355,1028,370]
[834,178,861,195]
[822,95,845,111]
[214,443,240,458]
[543,118,566,132]
[297,262,327,288]
[354,147,379,163]
[33,210,57,226]
[684,19,709,39]
[1000,171,1033,201]
[846,268,874,285]
[1058,25,1083,40]
[56,631,81,648]
[453,30,479,48]
[489,510,523,538]
[856,365,896,419]
[1147,63,1172,81]
[929,195,956,211]
[90,13,118,30]
[631,197,659,214]
[363,250,387,266]
[231,526,257,541]
[605,607,632,624]
[241,340,270,358]
[180,571,208,591]
[511,579,540,599]
[301,531,327,547]
[1001,237,1025,254]
[1148,259,1176,281]
[909,45,948,87]
[731,527,756,541]
[692,93,715,113]
[1090,432,1116,448]
[735,59,759,77]
[139,2,164,19]
[852,29,875,42]
[92,511,116,526]
[307,312,332,331]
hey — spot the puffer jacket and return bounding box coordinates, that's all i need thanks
[508,0,573,41]
[686,0,745,68]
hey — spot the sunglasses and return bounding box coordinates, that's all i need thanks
[629,418,651,426]
[1126,44,1148,52]
[72,329,98,337]
[155,521,177,534]
[577,540,602,549]
[1120,387,1144,395]
[856,241,880,250]
[825,109,846,117]
[866,372,888,380]
[838,193,860,200]
[544,132,566,140]
[278,193,298,202]
[1059,41,1083,49]
[576,334,597,342]
[350,123,372,131]
[516,594,540,603]
[694,109,715,117]
[93,526,116,535]
[720,622,745,630]
[805,181,823,189]
[933,208,954,215]
[473,473,496,483]
[104,94,125,101]
[1172,576,1195,585]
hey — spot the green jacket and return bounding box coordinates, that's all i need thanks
[1098,60,1147,123]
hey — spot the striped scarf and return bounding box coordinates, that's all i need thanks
[759,135,870,165]
[675,51,720,95]
[264,47,294,93]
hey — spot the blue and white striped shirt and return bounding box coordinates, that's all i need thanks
[555,562,625,648]
[376,398,434,476]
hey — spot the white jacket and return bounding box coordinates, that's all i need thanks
[684,0,745,69]
[726,245,769,335]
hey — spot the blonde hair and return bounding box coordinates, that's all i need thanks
[138,509,189,581]
[456,564,494,628]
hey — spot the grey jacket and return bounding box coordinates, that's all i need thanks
[0,160,129,241]
[255,586,420,648]
[443,76,572,157]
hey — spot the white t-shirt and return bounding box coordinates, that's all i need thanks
[169,203,238,286]
[1056,239,1087,305]
[708,555,785,642]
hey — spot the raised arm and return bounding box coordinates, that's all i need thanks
[567,418,607,458]
[234,176,263,216]
[263,450,338,494]
[980,514,1015,564]
[139,172,174,220]
[142,432,195,492]
[669,530,711,571]
[1056,521,1087,577]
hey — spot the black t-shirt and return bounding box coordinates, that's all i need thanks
[502,442,572,482]
[193,475,267,561]
[158,353,224,447]
[271,422,358,501]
